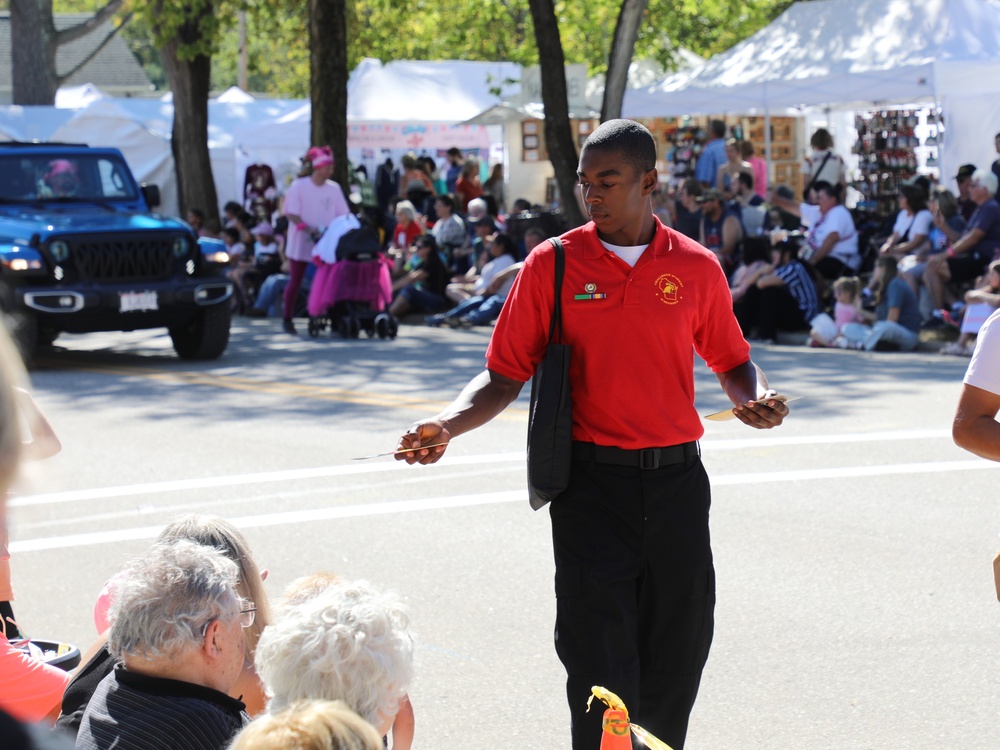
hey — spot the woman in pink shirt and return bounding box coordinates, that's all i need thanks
[281,145,350,335]
[741,140,768,199]
[0,329,68,725]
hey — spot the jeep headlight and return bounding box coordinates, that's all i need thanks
[204,250,230,264]
[49,240,70,263]
[1,247,45,273]
[172,236,191,258]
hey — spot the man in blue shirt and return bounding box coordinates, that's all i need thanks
[695,120,727,188]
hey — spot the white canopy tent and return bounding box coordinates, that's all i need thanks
[624,0,1000,180]
[233,59,518,192]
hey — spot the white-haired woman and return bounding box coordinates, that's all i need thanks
[925,168,1000,314]
[255,579,414,746]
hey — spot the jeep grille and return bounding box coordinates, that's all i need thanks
[67,237,179,282]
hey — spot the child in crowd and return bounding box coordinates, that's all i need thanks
[229,699,383,750]
[940,260,1000,356]
[808,275,867,347]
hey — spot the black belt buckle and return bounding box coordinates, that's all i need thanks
[639,448,660,470]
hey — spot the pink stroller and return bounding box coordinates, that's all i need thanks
[307,226,398,339]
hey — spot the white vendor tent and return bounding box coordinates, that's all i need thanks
[624,0,1000,178]
[234,58,518,191]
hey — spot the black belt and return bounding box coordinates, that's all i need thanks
[571,441,700,470]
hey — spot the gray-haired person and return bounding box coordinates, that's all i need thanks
[76,541,252,750]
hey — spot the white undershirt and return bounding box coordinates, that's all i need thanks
[600,239,649,268]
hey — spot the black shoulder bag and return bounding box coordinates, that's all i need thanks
[526,238,573,511]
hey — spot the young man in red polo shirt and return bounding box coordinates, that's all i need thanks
[395,119,788,750]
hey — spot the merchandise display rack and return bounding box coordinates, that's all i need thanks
[852,107,941,217]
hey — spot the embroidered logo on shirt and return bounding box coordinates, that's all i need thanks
[574,282,606,300]
[655,273,683,305]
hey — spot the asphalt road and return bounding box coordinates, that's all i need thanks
[7,318,1000,749]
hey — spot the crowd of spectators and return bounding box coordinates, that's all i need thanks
[656,126,1000,354]
[187,146,546,336]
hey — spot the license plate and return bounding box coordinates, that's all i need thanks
[119,290,159,313]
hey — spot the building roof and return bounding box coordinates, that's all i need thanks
[0,12,152,95]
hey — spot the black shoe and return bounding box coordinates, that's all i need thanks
[282,318,297,335]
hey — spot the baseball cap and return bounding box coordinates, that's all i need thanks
[955,164,976,181]
[251,222,274,237]
[306,145,334,168]
[696,188,724,203]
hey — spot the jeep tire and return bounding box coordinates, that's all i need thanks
[169,304,231,360]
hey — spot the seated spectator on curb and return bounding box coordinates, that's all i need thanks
[954,163,978,222]
[75,541,251,750]
[940,260,1000,356]
[255,578,414,747]
[901,187,964,307]
[388,234,449,318]
[247,264,316,318]
[429,194,466,261]
[429,233,520,328]
[733,236,820,344]
[841,256,921,351]
[924,169,1000,315]
[698,187,743,275]
[770,181,860,282]
[952,306,1000,462]
[390,201,423,252]
[0,329,69,726]
[729,236,773,305]
[59,514,273,736]
[229,700,382,750]
[878,181,932,262]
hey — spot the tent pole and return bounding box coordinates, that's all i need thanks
[764,108,772,191]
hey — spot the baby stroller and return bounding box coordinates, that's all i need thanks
[307,223,398,339]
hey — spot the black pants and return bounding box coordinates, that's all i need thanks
[735,284,808,340]
[549,454,715,750]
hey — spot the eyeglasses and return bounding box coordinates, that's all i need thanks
[238,600,256,629]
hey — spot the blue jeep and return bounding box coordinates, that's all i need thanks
[0,143,233,362]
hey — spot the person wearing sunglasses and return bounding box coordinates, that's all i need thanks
[76,541,251,750]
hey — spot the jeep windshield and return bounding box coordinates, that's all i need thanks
[0,153,140,204]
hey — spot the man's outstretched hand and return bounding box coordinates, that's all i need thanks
[395,421,452,464]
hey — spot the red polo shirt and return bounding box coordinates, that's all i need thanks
[486,218,750,449]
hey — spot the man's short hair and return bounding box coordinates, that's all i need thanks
[582,119,656,176]
[710,119,726,139]
[972,168,999,195]
[255,579,413,726]
[737,171,755,190]
[108,541,240,661]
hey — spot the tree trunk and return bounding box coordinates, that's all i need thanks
[601,0,649,122]
[10,0,59,105]
[527,0,586,228]
[160,38,218,226]
[310,0,350,195]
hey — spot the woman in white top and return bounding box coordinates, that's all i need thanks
[771,180,860,281]
[879,182,933,261]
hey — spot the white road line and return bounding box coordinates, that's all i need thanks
[11,458,999,554]
[8,428,954,509]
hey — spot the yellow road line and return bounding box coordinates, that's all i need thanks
[38,361,529,420]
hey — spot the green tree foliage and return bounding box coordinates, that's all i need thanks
[56,0,792,97]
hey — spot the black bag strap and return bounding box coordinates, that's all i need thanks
[547,238,565,345]
[805,151,833,196]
